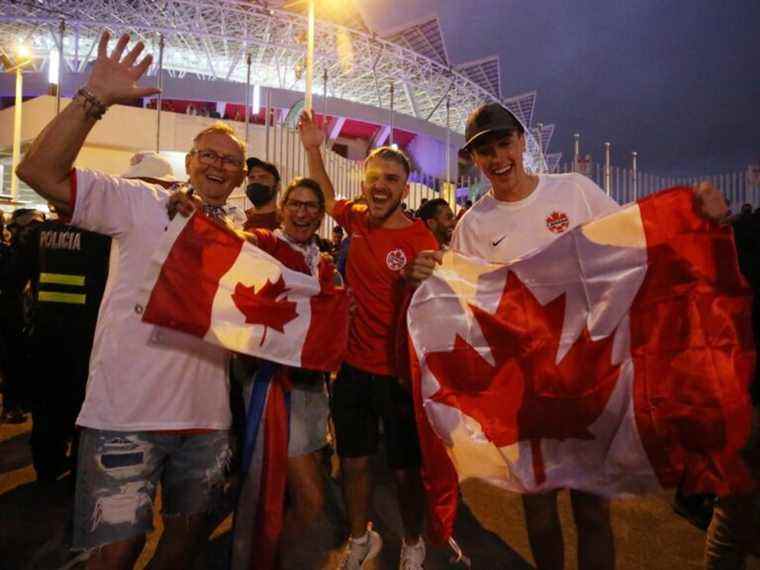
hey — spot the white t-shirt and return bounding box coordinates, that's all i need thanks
[72,169,233,431]
[452,173,619,262]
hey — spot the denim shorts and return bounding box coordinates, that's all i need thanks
[72,428,232,549]
[241,369,329,458]
[287,375,329,457]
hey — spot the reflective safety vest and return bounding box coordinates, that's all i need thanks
[39,271,87,305]
[32,221,110,320]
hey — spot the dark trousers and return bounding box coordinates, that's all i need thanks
[28,325,94,483]
[0,310,29,412]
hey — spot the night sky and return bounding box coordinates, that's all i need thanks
[357,0,759,177]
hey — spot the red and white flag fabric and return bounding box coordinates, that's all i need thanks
[408,187,756,545]
[138,211,349,372]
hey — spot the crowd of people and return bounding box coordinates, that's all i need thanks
[1,30,759,570]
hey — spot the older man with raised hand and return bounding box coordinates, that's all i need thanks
[17,31,246,570]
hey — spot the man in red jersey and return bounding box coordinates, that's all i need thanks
[299,112,438,570]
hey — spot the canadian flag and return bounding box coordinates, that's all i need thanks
[408,188,756,545]
[138,211,349,372]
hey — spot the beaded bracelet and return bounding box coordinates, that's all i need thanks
[75,87,108,120]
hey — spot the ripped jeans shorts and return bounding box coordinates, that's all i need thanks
[72,428,232,550]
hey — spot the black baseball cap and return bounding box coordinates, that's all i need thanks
[246,157,281,184]
[462,102,524,152]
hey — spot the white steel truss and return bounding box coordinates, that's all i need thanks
[262,0,370,33]
[533,123,555,155]
[545,152,562,173]
[384,17,449,67]
[455,55,501,99]
[503,90,537,128]
[0,0,546,171]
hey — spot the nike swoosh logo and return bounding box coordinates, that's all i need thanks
[491,235,507,246]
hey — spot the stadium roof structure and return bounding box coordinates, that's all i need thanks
[378,16,556,165]
[533,123,555,155]
[502,90,537,129]
[455,55,502,100]
[259,0,370,34]
[384,17,450,67]
[0,0,548,171]
[545,152,563,173]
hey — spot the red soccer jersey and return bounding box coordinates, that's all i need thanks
[333,200,438,376]
[244,209,280,232]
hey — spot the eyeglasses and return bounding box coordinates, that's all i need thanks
[284,199,321,214]
[191,149,244,171]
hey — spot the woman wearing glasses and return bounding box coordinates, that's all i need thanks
[235,177,340,569]
[169,175,341,568]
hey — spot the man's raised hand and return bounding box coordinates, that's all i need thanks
[298,110,325,150]
[84,31,161,107]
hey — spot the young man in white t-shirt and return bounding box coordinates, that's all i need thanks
[17,32,246,570]
[405,102,731,570]
[456,102,618,570]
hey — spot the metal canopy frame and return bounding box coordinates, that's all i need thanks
[503,90,537,129]
[0,0,546,171]
[384,16,449,67]
[455,55,502,100]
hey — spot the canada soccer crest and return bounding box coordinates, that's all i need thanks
[386,248,408,271]
[546,211,570,234]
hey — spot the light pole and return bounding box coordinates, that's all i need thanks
[155,34,164,153]
[11,66,23,200]
[245,52,252,152]
[55,19,65,114]
[604,142,612,196]
[305,0,315,113]
[8,46,32,201]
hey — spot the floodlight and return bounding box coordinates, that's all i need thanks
[48,48,60,85]
[2,43,33,72]
[15,44,31,59]
[252,84,261,115]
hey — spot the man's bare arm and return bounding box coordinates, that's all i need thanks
[16,32,159,214]
[298,111,337,216]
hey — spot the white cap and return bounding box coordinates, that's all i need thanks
[122,151,178,182]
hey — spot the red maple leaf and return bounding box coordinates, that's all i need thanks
[231,275,298,345]
[426,271,621,483]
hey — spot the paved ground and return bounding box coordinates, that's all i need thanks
[1,416,758,569]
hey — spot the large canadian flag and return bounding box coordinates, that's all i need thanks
[408,188,756,544]
[138,211,349,371]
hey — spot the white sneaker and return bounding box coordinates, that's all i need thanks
[338,527,383,570]
[399,537,426,570]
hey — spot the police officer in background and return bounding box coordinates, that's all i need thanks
[15,207,111,482]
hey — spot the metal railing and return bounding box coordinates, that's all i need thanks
[558,161,760,211]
